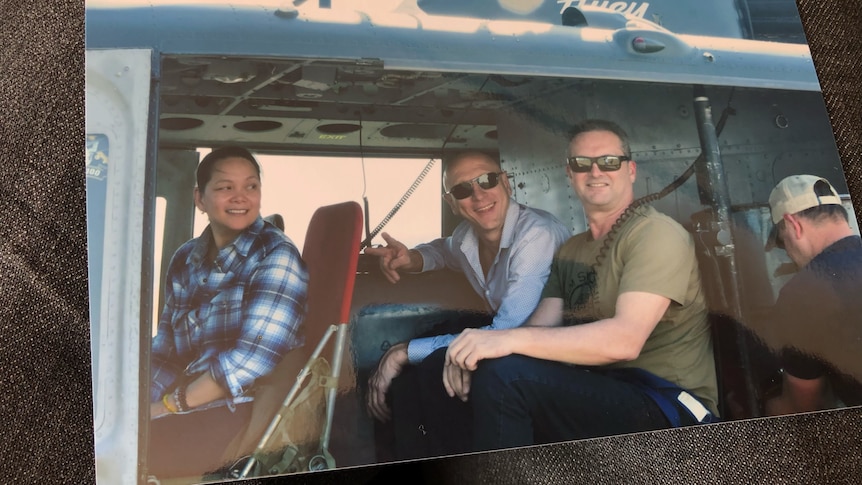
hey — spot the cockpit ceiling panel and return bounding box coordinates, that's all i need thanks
[156,56,568,150]
[156,115,498,152]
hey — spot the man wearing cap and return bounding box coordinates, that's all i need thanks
[764,174,862,415]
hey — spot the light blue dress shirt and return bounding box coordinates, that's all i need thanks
[406,200,571,363]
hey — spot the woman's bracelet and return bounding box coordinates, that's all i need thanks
[173,385,189,413]
[162,393,178,414]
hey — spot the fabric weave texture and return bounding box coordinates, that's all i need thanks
[0,0,859,483]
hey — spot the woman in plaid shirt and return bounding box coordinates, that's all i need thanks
[147,146,309,478]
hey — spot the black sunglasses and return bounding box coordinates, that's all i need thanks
[566,155,630,173]
[445,172,505,200]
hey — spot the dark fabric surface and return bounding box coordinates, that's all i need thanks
[0,0,859,483]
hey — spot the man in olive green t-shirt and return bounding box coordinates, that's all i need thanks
[444,119,718,451]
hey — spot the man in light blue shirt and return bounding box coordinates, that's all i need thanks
[364,151,570,456]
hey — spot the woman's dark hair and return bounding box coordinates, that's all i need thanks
[196,146,261,190]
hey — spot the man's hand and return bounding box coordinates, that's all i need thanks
[366,342,410,422]
[446,328,515,371]
[442,363,472,401]
[765,372,829,416]
[363,232,419,284]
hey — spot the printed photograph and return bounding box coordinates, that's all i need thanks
[85,0,861,483]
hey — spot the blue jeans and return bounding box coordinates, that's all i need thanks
[470,355,686,451]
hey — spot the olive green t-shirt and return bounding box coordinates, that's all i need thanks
[542,206,718,415]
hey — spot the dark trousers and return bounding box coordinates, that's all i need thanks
[390,347,474,460]
[147,402,253,478]
[469,355,687,451]
[380,312,492,461]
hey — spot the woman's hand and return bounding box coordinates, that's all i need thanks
[150,399,169,419]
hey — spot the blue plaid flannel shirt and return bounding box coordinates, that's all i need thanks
[150,216,308,406]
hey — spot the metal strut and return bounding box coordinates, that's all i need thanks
[692,95,760,418]
[238,323,349,478]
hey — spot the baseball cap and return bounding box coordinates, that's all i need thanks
[765,174,842,250]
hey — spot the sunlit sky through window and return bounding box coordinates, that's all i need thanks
[191,153,443,250]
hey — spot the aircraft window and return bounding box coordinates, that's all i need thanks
[152,196,167,337]
[152,153,442,334]
[191,151,443,251]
